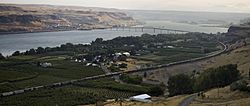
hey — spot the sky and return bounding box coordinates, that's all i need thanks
[1,0,250,13]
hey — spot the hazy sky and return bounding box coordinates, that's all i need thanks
[1,0,250,13]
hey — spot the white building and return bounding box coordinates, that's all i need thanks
[40,62,52,68]
[167,46,175,49]
[115,53,122,57]
[129,94,152,102]
[123,52,131,57]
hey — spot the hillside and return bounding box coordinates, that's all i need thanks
[190,86,250,106]
[227,19,250,37]
[0,4,137,33]
[227,25,250,37]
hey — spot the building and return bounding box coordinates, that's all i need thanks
[123,52,131,57]
[40,62,52,68]
[129,94,152,102]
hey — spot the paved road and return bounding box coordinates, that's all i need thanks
[178,94,197,106]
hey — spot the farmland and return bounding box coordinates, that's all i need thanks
[0,78,163,105]
[0,32,223,105]
[0,54,104,93]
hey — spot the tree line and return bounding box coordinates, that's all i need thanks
[167,64,240,96]
[0,53,5,60]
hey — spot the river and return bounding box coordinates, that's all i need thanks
[0,21,228,56]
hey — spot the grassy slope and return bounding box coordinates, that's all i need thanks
[190,86,250,106]
[204,44,250,77]
[189,44,250,106]
[141,43,250,106]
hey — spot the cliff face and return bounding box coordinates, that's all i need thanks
[0,4,137,33]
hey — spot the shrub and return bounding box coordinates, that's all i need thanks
[12,51,21,56]
[193,64,240,92]
[148,86,164,96]
[167,64,241,96]
[168,74,193,96]
[120,75,142,84]
[230,80,249,91]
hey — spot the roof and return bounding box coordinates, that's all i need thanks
[130,94,151,99]
[129,94,152,102]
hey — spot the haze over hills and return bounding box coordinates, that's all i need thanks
[125,10,250,27]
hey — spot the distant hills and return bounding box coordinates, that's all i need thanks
[227,19,250,37]
[0,4,137,33]
[1,3,250,34]
[125,10,250,27]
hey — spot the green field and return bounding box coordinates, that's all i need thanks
[0,54,162,105]
[134,41,219,64]
[0,78,162,106]
[0,55,104,93]
[0,86,136,106]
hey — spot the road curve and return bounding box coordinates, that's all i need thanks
[178,94,197,106]
[0,41,227,98]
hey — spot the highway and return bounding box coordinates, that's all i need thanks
[0,41,227,97]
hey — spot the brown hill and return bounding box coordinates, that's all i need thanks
[0,4,137,33]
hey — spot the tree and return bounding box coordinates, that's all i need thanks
[120,75,142,84]
[143,72,147,78]
[119,55,127,61]
[119,63,127,68]
[149,86,164,96]
[25,49,36,55]
[93,38,103,44]
[44,47,51,52]
[12,51,21,56]
[36,47,45,54]
[193,64,240,92]
[0,53,5,60]
[168,74,193,96]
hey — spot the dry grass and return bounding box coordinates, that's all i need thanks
[190,86,250,106]
[204,44,250,76]
[89,95,188,106]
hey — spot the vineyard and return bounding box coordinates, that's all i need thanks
[134,35,220,64]
[0,55,104,93]
[0,77,164,106]
[0,86,137,106]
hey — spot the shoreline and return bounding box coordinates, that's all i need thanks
[0,29,94,35]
